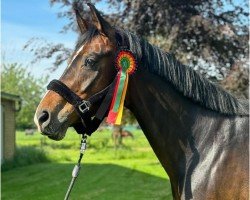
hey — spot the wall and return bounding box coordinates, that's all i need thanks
[1,99,16,161]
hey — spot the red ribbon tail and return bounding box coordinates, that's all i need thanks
[106,111,118,124]
[108,72,121,111]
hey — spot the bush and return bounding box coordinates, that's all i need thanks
[1,146,50,171]
[1,63,48,129]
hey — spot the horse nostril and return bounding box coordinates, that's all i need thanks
[38,110,50,125]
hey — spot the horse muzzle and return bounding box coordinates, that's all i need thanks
[34,90,73,140]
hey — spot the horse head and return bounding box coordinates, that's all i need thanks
[34,4,118,140]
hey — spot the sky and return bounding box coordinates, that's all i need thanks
[1,0,109,80]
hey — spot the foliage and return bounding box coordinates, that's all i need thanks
[113,0,248,80]
[23,38,72,72]
[220,63,249,99]
[1,146,50,171]
[1,63,48,129]
[122,108,137,124]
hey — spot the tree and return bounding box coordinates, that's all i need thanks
[220,62,249,99]
[1,63,48,129]
[24,0,248,127]
[26,0,248,80]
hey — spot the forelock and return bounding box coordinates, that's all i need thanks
[74,25,99,51]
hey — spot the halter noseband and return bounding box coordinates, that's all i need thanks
[47,77,117,136]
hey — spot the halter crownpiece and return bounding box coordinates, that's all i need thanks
[107,49,137,125]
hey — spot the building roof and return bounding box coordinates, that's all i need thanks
[1,92,21,102]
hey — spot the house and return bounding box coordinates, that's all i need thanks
[1,92,21,163]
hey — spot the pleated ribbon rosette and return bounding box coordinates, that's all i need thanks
[107,50,136,125]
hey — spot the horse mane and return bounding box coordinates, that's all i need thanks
[115,28,249,116]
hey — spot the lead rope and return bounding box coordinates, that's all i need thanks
[64,134,87,200]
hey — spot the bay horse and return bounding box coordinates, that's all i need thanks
[112,125,134,148]
[34,3,249,199]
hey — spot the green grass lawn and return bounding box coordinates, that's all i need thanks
[2,128,173,200]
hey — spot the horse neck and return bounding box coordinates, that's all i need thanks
[126,67,212,190]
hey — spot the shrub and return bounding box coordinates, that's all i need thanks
[1,146,50,171]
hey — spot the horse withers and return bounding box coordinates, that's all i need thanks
[34,3,249,200]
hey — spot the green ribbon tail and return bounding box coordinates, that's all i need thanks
[112,70,127,113]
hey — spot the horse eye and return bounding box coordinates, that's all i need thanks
[84,58,95,67]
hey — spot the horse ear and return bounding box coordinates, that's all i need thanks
[87,3,113,36]
[74,7,89,34]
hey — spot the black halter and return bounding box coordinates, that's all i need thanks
[47,77,117,136]
[46,36,129,136]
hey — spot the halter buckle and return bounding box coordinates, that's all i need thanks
[78,101,91,113]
